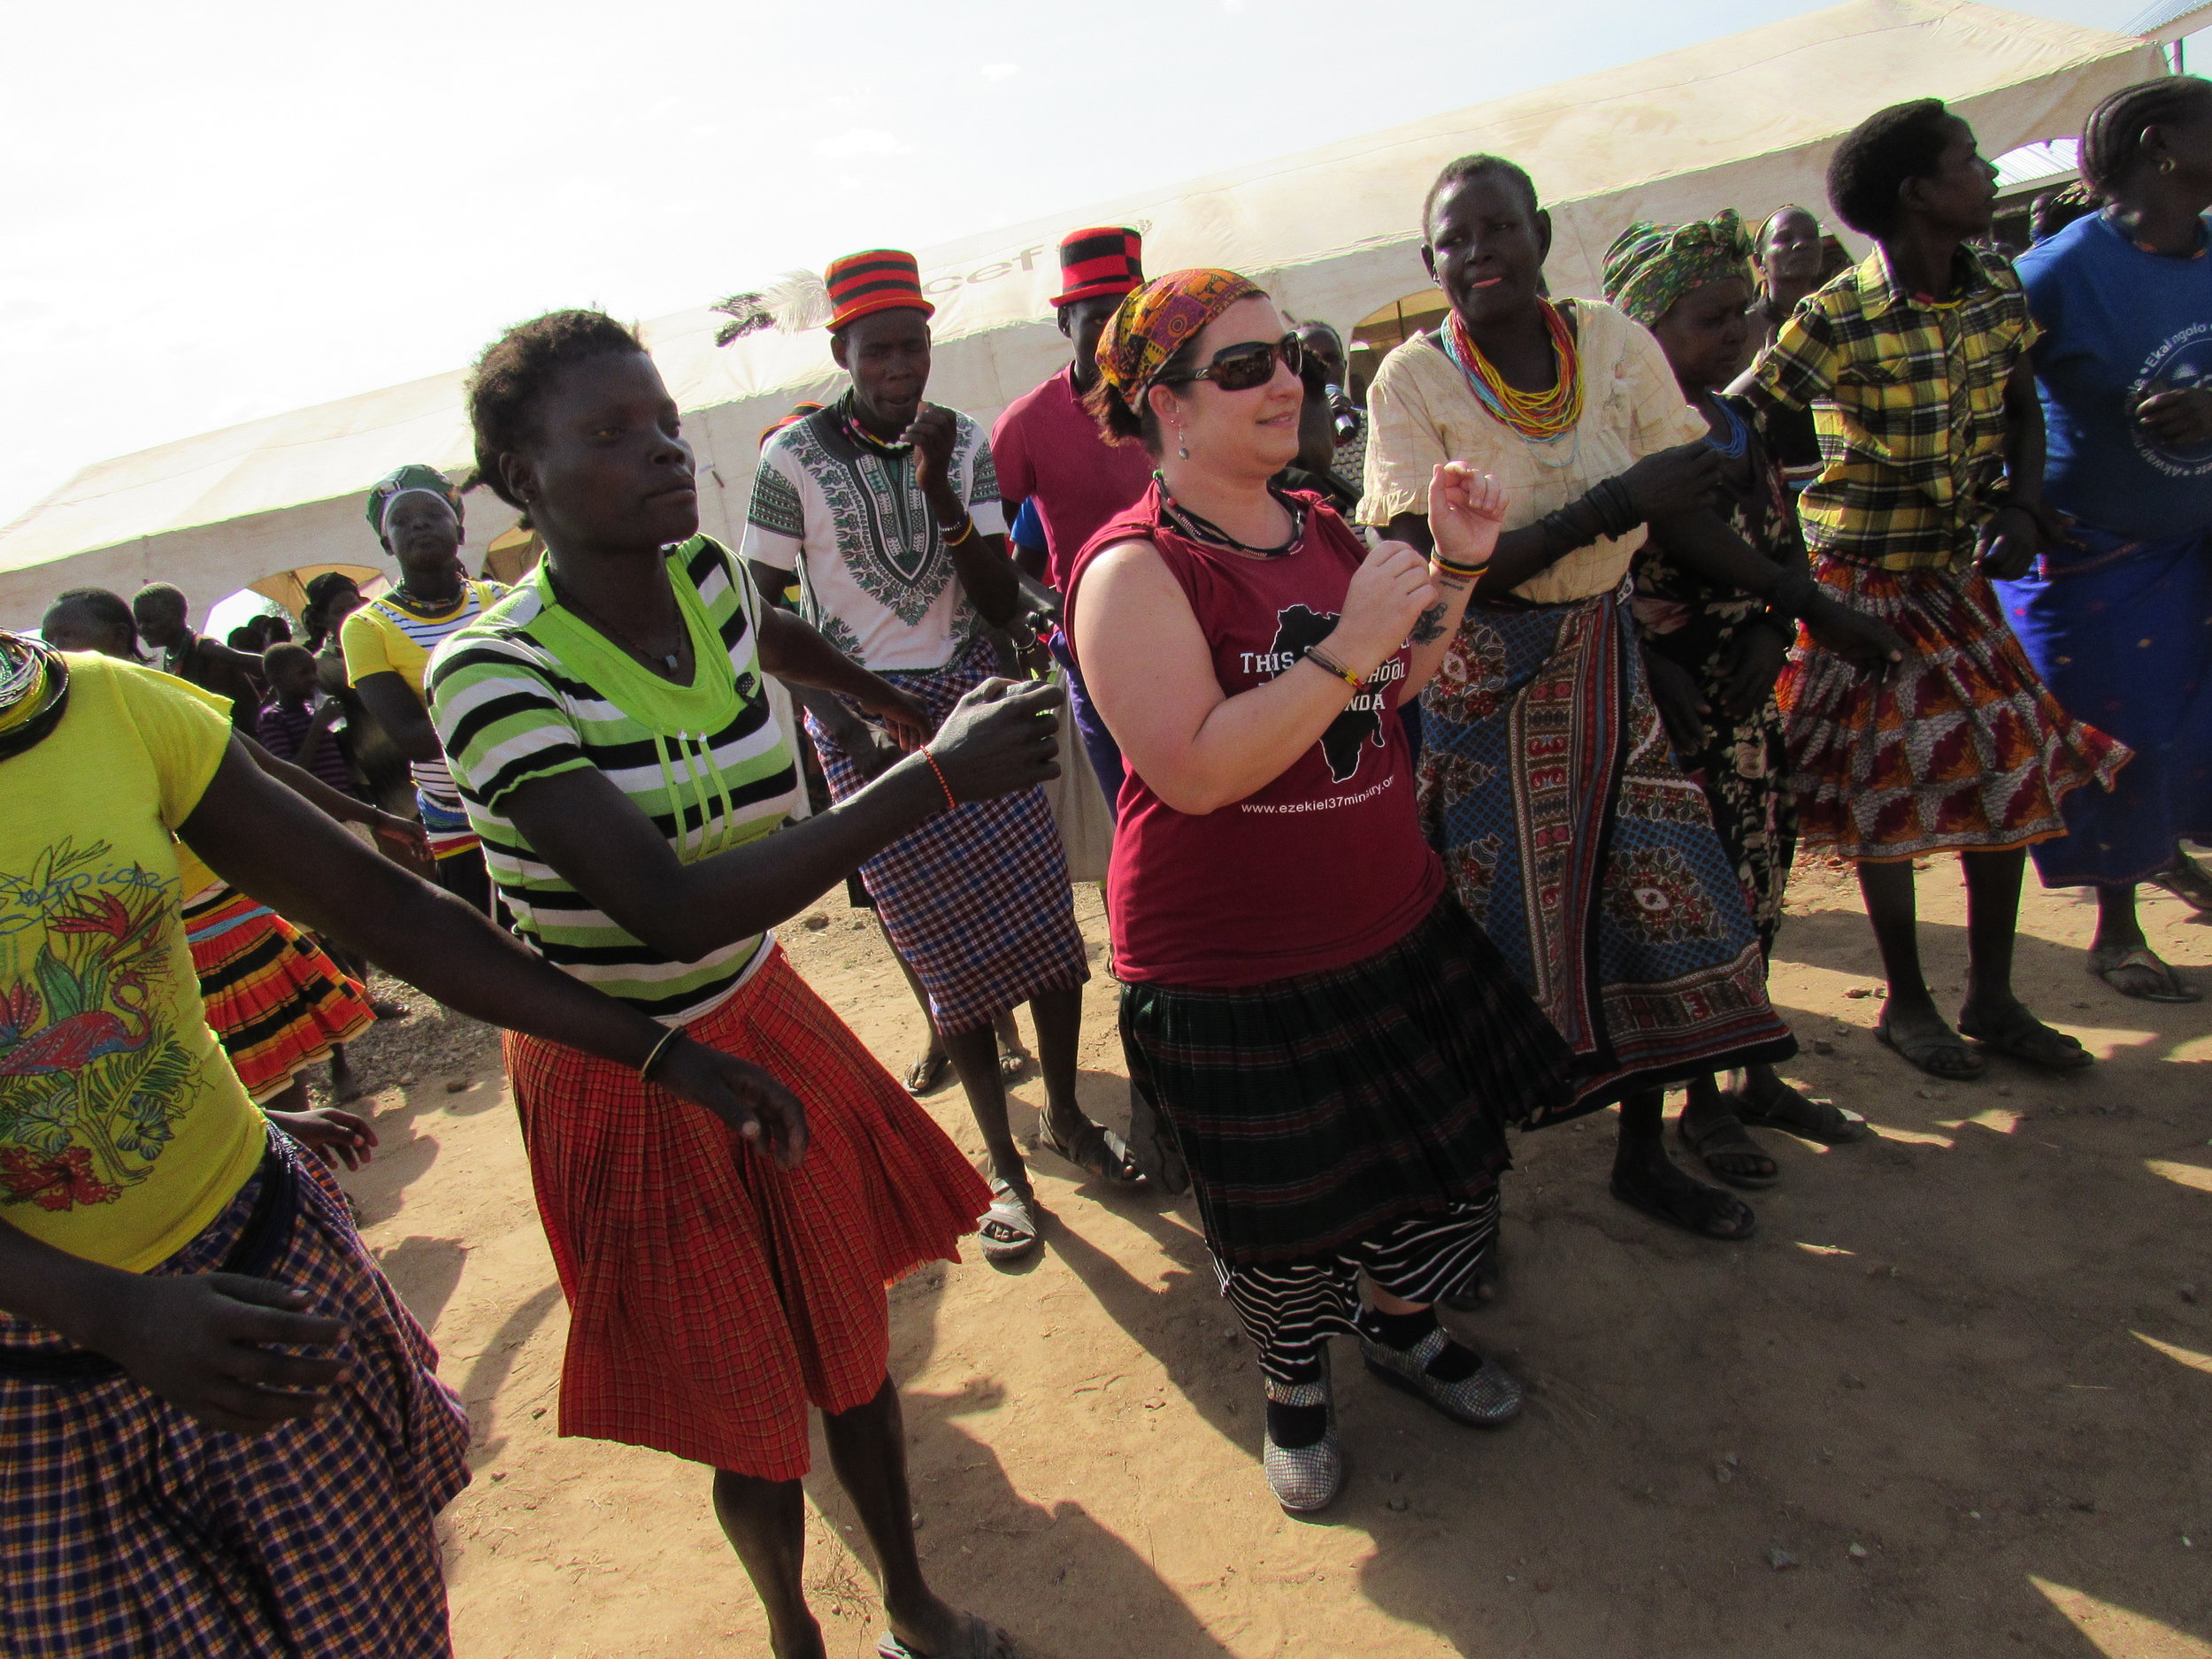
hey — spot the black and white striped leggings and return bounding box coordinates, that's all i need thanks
[1216,1194,1501,1386]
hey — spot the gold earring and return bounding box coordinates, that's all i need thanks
[2161,156,2177,174]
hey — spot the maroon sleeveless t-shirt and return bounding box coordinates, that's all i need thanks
[1065,482,1444,989]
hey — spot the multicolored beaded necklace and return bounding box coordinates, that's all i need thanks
[1440,301,1585,442]
[0,632,72,763]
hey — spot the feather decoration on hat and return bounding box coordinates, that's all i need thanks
[711,270,834,345]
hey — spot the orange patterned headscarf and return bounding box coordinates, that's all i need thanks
[1094,268,1263,406]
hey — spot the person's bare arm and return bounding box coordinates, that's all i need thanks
[9,740,810,1437]
[183,743,791,1135]
[0,1211,352,1436]
[1647,510,1906,670]
[1402,465,1507,694]
[908,405,1020,626]
[1394,442,1727,599]
[1075,518,1439,816]
[351,671,442,763]
[290,701,340,777]
[495,677,1064,962]
[756,607,928,749]
[1978,358,2050,581]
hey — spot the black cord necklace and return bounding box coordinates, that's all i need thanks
[1156,473,1307,557]
[546,568,687,674]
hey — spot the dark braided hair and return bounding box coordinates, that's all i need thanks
[466,311,646,509]
[1421,154,1540,238]
[2078,75,2212,193]
[1826,99,1955,238]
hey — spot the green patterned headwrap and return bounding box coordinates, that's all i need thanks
[365,464,465,541]
[1601,210,1755,328]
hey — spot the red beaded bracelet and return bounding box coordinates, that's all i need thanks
[922,747,959,811]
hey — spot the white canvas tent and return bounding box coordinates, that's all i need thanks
[0,0,2164,629]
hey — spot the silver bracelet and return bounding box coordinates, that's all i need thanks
[640,1027,683,1081]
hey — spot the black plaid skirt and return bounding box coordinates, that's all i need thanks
[1120,896,1571,1266]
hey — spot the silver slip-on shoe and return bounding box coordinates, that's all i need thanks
[1262,1355,1341,1512]
[1357,1325,1523,1428]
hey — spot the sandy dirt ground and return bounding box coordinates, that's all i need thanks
[317,857,2212,1658]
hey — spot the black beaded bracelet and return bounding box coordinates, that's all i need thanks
[1587,477,1641,541]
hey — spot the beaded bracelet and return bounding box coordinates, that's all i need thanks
[922,747,960,810]
[1303,644,1364,689]
[940,515,978,548]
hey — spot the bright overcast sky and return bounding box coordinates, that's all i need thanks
[0,0,2192,529]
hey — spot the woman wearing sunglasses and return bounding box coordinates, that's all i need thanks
[1065,269,1572,1513]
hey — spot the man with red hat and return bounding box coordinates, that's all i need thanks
[992,227,1156,811]
[743,249,1144,1268]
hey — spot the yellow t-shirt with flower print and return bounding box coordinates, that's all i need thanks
[0,654,265,1271]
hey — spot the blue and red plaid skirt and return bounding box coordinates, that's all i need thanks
[0,1130,469,1657]
[809,634,1090,1034]
[505,945,991,1480]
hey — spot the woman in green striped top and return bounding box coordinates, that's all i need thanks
[429,311,1054,1659]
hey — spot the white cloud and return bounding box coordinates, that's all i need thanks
[815,127,911,159]
[979,62,1020,81]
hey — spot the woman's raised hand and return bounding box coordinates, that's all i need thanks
[1333,541,1438,672]
[926,678,1065,803]
[1427,463,1509,570]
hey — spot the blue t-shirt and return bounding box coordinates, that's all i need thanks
[2016,211,2212,540]
[1009,497,1046,554]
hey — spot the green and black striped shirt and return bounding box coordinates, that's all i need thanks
[427,537,801,1020]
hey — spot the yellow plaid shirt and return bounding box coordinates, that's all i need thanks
[1750,244,2039,572]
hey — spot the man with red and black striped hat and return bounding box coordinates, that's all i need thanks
[992,227,1156,810]
[743,249,1142,1268]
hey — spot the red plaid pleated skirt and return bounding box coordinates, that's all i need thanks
[0,1133,470,1657]
[183,885,376,1102]
[1778,557,2130,862]
[504,945,991,1479]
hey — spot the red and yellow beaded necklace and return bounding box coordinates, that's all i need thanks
[1443,301,1585,441]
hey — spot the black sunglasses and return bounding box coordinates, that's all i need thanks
[1164,333,1304,393]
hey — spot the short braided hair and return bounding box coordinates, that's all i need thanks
[2078,74,2212,192]
[1421,154,1540,240]
[1826,99,1955,238]
[466,311,646,509]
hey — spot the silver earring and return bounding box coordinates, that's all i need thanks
[1176,426,1190,460]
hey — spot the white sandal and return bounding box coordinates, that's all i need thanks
[977,1179,1041,1265]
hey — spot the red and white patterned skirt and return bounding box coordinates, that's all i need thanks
[1778,557,2130,862]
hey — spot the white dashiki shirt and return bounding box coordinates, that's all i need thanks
[740,396,1007,672]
